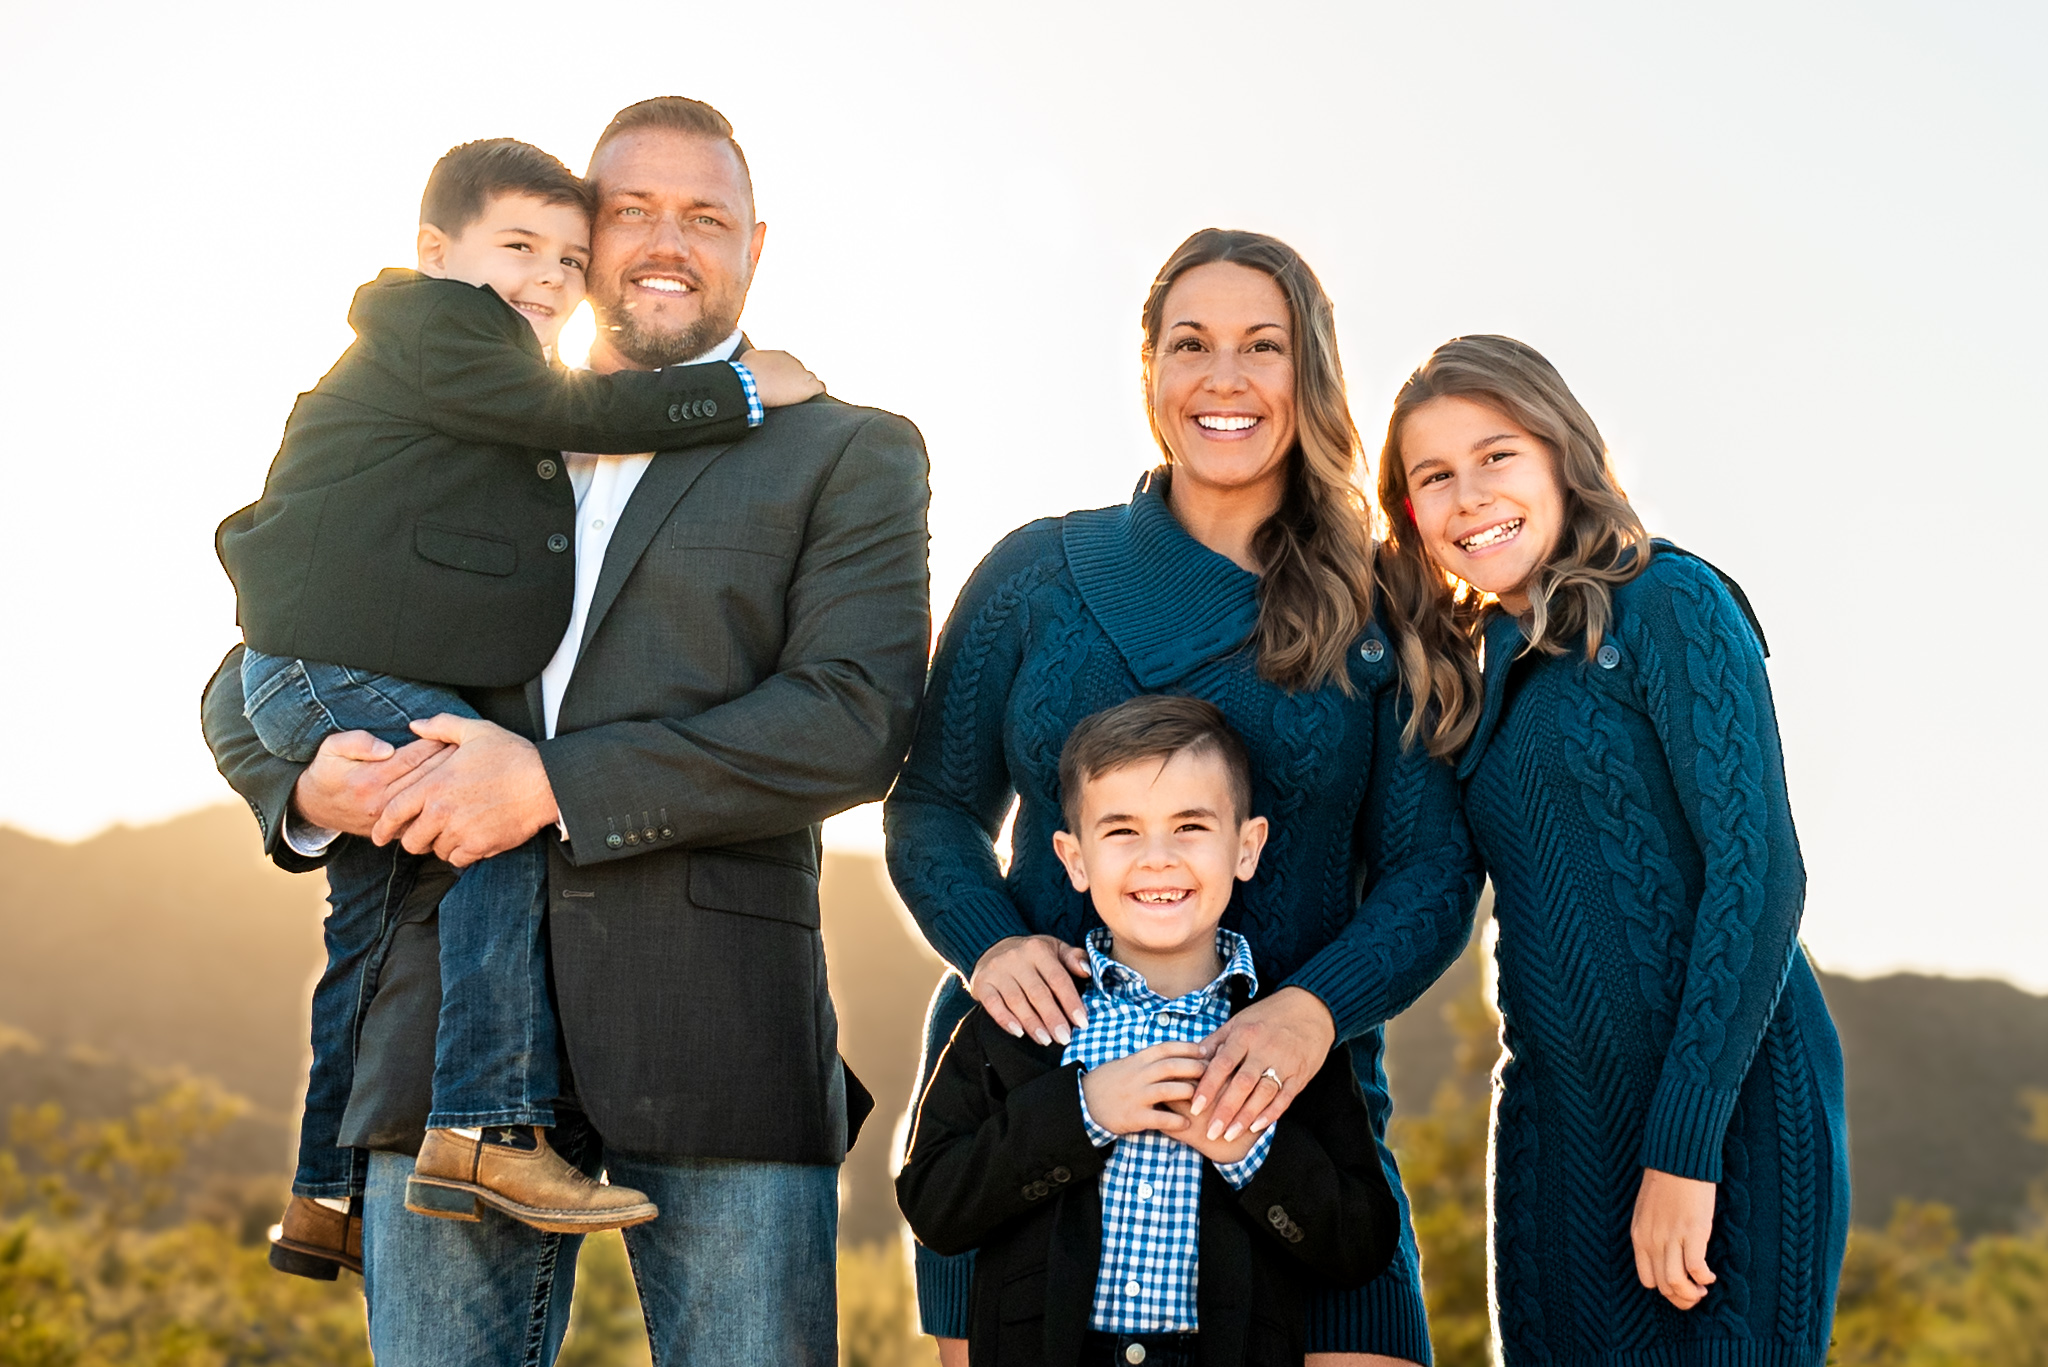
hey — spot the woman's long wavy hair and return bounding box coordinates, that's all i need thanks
[1373,334,1652,758]
[1141,229,1375,694]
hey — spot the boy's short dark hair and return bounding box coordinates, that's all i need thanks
[1058,695,1254,831]
[420,139,592,237]
[589,97,753,206]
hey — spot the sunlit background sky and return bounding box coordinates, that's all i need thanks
[1,1,2041,987]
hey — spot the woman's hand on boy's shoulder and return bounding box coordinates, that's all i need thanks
[971,934,1092,1046]
[1080,1042,1206,1138]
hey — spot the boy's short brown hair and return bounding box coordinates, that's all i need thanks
[420,139,592,237]
[1057,695,1254,832]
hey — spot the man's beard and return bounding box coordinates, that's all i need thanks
[596,294,740,368]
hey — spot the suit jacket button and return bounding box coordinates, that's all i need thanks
[642,827,657,843]
[547,533,570,553]
[1051,1166,1071,1184]
[659,827,674,839]
[702,398,718,418]
[605,833,624,850]
[1125,1345,1147,1364]
[1268,1205,1288,1227]
[536,458,558,479]
[1288,1227,1304,1243]
[668,403,683,422]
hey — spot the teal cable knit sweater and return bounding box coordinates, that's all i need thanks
[885,475,1482,1360]
[1460,547,1849,1366]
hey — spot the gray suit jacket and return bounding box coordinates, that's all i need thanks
[202,393,931,1165]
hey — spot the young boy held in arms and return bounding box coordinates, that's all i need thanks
[896,696,1399,1367]
[216,139,824,1278]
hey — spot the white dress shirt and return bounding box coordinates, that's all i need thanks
[282,329,744,856]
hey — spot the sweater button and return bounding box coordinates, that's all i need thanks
[1597,644,1621,670]
[547,533,570,553]
[1360,639,1385,662]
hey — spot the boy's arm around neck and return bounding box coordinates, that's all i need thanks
[894,1011,1110,1256]
[343,272,752,455]
[1223,1045,1400,1288]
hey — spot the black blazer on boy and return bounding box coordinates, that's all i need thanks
[895,999,1401,1367]
[217,268,750,687]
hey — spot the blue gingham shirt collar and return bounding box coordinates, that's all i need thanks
[1081,926,1259,1008]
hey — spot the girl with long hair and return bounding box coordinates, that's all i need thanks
[886,230,1483,1366]
[1377,334,1848,1364]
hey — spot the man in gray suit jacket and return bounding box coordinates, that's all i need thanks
[201,97,930,1366]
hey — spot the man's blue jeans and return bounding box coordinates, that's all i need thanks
[242,650,561,1196]
[360,1127,839,1366]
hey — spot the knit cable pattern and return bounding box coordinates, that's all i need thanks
[1768,1013,1818,1344]
[1657,568,1770,1084]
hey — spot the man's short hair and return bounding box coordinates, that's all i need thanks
[588,97,754,207]
[1058,696,1255,832]
[420,139,591,237]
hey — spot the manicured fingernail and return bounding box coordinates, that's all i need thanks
[1207,1121,1223,1141]
[1249,1118,1268,1132]
[1033,1029,1052,1046]
[1007,1022,1025,1038]
[1054,1025,1071,1045]
[1073,1008,1088,1026]
[1225,1124,1243,1142]
[1189,1097,1206,1116]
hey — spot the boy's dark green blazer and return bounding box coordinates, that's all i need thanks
[217,268,750,687]
[896,996,1401,1367]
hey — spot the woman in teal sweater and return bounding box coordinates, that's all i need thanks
[886,231,1483,1365]
[1373,334,1849,1364]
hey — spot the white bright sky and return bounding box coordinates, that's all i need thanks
[1,2,2042,989]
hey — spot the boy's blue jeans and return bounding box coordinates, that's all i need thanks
[242,650,561,1199]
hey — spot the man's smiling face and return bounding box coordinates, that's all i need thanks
[584,128,766,371]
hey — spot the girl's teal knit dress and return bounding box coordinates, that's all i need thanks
[1460,547,1849,1366]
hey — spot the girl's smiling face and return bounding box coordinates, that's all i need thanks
[1401,394,1565,611]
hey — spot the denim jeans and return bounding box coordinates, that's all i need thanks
[360,1123,839,1367]
[243,651,561,1194]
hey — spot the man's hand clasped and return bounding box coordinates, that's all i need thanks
[294,716,559,867]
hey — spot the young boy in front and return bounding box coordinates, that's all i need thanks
[216,138,823,1278]
[896,696,1400,1367]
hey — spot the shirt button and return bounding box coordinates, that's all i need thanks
[1597,643,1621,669]
[1124,1279,1141,1298]
[1153,1011,1173,1028]
[546,533,569,553]
[1137,1182,1153,1200]
[536,458,558,479]
[590,518,605,531]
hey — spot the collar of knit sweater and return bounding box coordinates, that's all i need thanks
[1459,610,1532,781]
[1061,468,1262,688]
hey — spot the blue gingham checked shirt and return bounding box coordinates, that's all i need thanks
[1065,927,1276,1333]
[727,360,766,427]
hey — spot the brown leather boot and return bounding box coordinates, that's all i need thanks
[405,1127,658,1233]
[269,1195,363,1279]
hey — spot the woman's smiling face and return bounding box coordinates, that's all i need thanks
[1148,262,1298,503]
[1401,394,1565,611]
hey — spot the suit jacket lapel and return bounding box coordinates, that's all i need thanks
[577,441,734,659]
